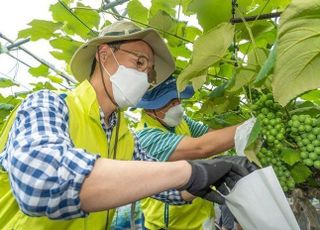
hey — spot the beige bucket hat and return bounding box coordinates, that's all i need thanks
[70,20,175,87]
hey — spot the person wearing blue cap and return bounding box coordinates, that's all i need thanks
[135,76,256,230]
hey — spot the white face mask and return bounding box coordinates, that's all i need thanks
[102,50,150,108]
[162,104,184,127]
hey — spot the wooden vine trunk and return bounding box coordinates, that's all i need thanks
[291,189,320,230]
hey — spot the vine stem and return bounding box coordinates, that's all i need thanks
[284,139,297,148]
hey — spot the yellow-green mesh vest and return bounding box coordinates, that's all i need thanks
[136,112,214,230]
[0,80,134,230]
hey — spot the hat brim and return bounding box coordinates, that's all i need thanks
[70,28,175,87]
[137,85,194,110]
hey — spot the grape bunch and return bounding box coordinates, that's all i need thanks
[257,147,295,192]
[252,93,286,150]
[288,114,320,169]
[251,93,297,192]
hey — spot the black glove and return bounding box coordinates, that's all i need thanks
[180,158,249,204]
[214,155,260,173]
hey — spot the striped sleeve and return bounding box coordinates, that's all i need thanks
[132,132,188,205]
[184,116,209,137]
[136,128,184,161]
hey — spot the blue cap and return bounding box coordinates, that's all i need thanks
[136,76,194,109]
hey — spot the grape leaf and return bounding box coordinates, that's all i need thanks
[177,23,234,92]
[0,78,17,88]
[272,0,320,106]
[281,148,300,166]
[290,163,312,184]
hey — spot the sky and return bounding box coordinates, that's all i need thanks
[0,0,117,95]
[0,0,60,93]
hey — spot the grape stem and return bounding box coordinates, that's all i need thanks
[284,139,297,148]
[284,107,291,119]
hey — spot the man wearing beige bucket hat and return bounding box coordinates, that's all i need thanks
[0,20,249,230]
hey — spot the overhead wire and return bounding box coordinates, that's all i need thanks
[0,71,31,91]
[5,49,21,77]
[57,0,98,35]
[1,47,70,90]
[1,44,21,95]
[67,2,194,44]
[0,33,76,84]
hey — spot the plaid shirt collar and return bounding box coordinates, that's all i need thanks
[99,109,117,132]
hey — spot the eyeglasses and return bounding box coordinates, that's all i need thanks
[117,47,157,84]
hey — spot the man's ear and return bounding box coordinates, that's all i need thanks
[96,44,110,63]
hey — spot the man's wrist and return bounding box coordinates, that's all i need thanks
[181,190,196,201]
[175,160,192,190]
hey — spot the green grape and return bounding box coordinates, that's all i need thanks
[298,125,305,132]
[274,143,282,149]
[263,118,269,125]
[305,118,313,125]
[267,112,275,119]
[270,129,278,136]
[266,150,273,157]
[297,141,304,148]
[292,120,300,128]
[299,115,308,123]
[307,133,316,141]
[303,159,314,166]
[302,138,310,145]
[257,152,264,159]
[276,169,284,177]
[282,186,288,192]
[300,151,309,159]
[276,133,284,140]
[301,146,307,151]
[261,108,269,115]
[305,125,312,132]
[260,158,268,166]
[270,119,277,126]
[309,152,318,161]
[267,135,275,143]
[287,179,295,190]
[260,94,268,102]
[314,147,320,154]
[275,124,282,131]
[265,100,273,107]
[258,114,265,120]
[312,140,320,147]
[314,161,320,169]
[284,171,291,177]
[306,144,314,152]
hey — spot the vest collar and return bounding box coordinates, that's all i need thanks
[72,80,100,122]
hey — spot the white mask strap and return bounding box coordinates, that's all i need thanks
[110,48,120,66]
[101,62,111,77]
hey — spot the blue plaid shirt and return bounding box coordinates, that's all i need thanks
[0,90,185,220]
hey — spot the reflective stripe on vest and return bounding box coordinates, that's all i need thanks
[137,112,214,230]
[0,80,135,230]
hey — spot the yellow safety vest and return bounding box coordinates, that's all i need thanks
[0,80,135,230]
[136,112,215,230]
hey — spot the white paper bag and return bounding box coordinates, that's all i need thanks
[224,166,300,230]
[234,117,257,156]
